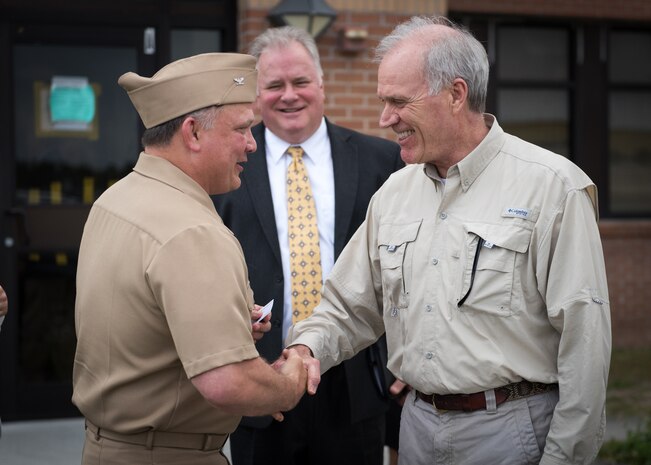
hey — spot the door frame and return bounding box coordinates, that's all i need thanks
[1,23,155,421]
[0,0,237,421]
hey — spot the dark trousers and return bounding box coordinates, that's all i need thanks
[230,363,386,465]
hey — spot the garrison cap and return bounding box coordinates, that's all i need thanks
[118,53,257,129]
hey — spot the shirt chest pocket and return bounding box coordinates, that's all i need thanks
[458,222,532,317]
[378,220,422,310]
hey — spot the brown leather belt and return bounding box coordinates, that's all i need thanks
[416,380,558,412]
[85,420,227,451]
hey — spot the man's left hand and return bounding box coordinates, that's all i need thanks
[250,304,272,342]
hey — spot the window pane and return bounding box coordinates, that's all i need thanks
[498,27,569,81]
[609,31,651,84]
[609,92,651,214]
[13,44,139,205]
[498,89,569,156]
[171,29,222,61]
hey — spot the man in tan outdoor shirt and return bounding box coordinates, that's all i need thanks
[286,16,611,465]
[73,53,309,465]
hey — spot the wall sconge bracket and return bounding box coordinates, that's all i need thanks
[337,27,368,54]
[267,0,337,39]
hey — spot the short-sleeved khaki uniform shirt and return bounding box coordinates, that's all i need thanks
[73,152,258,434]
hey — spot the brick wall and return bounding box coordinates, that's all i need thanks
[237,0,651,350]
[449,0,651,21]
[237,0,446,138]
[600,222,651,348]
[237,9,392,137]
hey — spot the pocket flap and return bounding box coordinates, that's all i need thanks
[464,222,532,254]
[378,220,423,247]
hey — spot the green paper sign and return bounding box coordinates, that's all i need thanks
[50,84,95,123]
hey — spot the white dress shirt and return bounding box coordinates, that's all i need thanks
[265,118,335,339]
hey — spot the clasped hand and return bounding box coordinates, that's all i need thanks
[269,345,321,422]
[0,284,8,317]
[248,305,320,421]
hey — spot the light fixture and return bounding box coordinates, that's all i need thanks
[267,0,337,40]
[337,27,368,54]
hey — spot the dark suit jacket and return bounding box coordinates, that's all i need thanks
[213,119,403,428]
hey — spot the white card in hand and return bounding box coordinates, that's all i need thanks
[255,299,274,323]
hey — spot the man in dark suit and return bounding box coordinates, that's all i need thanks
[213,26,403,465]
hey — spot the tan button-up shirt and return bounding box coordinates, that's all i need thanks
[287,116,611,464]
[73,152,258,435]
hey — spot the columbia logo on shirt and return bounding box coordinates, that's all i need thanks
[503,207,530,219]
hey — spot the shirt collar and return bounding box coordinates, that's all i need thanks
[454,114,506,191]
[424,163,445,181]
[133,151,218,214]
[265,117,328,165]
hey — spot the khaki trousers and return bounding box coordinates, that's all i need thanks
[81,428,229,465]
[398,388,559,465]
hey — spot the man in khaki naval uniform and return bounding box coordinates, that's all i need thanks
[73,53,308,465]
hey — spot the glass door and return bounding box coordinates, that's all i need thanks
[1,24,146,420]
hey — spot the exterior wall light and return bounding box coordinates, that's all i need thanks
[267,0,337,39]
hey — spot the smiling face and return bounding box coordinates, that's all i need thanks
[256,41,326,144]
[377,41,457,167]
[199,103,256,194]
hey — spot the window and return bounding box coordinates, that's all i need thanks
[457,15,651,217]
[497,27,569,81]
[171,29,222,61]
[608,30,651,214]
[13,44,138,205]
[495,26,571,157]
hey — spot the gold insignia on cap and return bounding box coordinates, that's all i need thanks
[118,53,258,129]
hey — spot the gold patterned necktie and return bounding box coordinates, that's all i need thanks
[286,146,323,324]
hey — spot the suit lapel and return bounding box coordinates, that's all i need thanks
[243,124,283,265]
[328,121,359,259]
[245,121,359,263]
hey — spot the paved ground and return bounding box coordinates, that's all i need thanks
[0,418,393,465]
[0,415,644,465]
[0,418,232,465]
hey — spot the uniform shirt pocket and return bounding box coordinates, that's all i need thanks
[458,222,532,317]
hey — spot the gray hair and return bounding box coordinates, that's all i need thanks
[141,105,222,148]
[375,16,489,113]
[249,26,324,83]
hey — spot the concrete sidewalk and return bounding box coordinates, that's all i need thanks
[0,418,85,465]
[0,419,390,464]
[0,418,233,465]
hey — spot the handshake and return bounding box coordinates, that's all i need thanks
[249,304,320,422]
[268,345,321,422]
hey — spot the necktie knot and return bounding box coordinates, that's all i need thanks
[287,145,304,159]
[287,146,304,172]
